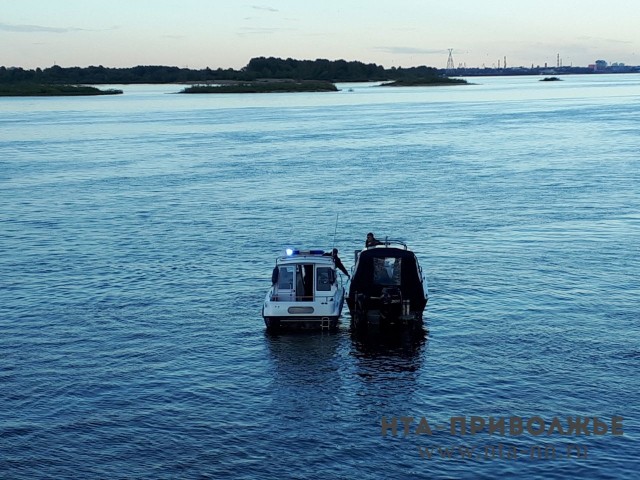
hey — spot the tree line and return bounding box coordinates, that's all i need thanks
[0,57,444,84]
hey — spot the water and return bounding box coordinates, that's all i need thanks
[1,75,639,479]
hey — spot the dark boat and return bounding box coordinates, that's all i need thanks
[347,239,428,330]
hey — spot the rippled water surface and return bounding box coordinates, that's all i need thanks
[1,75,639,479]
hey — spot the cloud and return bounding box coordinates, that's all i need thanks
[374,46,449,55]
[0,22,89,33]
[577,36,633,46]
[251,5,279,12]
[236,26,293,36]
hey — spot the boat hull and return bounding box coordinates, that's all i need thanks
[263,315,341,331]
[262,291,344,331]
[349,307,424,331]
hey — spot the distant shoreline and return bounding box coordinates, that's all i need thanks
[2,54,637,96]
[0,57,466,95]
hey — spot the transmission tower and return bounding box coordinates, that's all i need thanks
[446,49,455,71]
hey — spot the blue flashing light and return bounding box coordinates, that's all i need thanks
[309,249,324,255]
[285,248,294,256]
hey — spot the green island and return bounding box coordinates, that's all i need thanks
[0,84,122,96]
[382,77,469,87]
[181,80,338,94]
[540,76,562,82]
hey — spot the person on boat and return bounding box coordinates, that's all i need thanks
[365,232,383,248]
[325,248,350,278]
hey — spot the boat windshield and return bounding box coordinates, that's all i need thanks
[373,257,402,286]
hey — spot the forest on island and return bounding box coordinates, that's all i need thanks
[0,57,445,84]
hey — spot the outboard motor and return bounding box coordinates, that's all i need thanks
[380,287,402,320]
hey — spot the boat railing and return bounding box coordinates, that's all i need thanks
[270,293,338,302]
[360,238,408,250]
[358,238,409,254]
[276,250,330,263]
[380,238,408,249]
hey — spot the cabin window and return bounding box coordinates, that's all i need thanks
[277,266,294,289]
[373,257,402,286]
[316,267,332,291]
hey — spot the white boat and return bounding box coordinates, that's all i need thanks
[262,249,346,330]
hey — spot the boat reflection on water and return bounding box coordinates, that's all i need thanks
[350,324,428,375]
[262,318,428,390]
[263,329,344,383]
[349,324,428,414]
[263,323,427,376]
[351,326,427,354]
[263,326,428,422]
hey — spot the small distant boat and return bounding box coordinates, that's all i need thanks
[262,249,346,331]
[540,76,562,82]
[347,239,427,330]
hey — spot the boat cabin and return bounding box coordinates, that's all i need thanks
[271,254,337,302]
[347,240,427,328]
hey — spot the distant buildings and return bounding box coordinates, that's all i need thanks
[589,60,609,71]
[441,58,638,77]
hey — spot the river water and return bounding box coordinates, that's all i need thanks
[1,75,639,479]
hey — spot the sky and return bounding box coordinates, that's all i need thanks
[1,0,638,70]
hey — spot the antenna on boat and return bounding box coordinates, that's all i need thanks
[331,213,339,250]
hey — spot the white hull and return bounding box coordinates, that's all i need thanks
[263,292,344,327]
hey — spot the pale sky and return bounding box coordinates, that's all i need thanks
[1,0,638,70]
